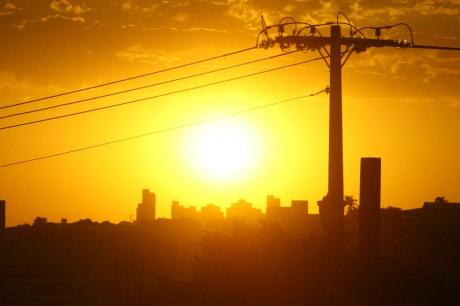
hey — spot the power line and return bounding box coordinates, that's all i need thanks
[0,56,326,131]
[0,46,257,110]
[410,44,460,51]
[358,23,414,44]
[0,87,328,168]
[0,50,300,120]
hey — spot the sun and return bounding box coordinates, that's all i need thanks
[185,118,261,181]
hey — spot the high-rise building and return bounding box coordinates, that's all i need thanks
[136,189,156,223]
[0,200,5,229]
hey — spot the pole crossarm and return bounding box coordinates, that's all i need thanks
[267,35,412,52]
[261,35,460,53]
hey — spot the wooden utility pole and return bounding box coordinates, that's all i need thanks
[322,25,345,252]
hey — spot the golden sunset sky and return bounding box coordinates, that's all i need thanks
[0,0,459,226]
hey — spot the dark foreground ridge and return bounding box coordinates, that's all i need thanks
[1,203,460,306]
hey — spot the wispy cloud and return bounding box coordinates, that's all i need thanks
[0,1,22,16]
[6,14,86,30]
[50,0,88,15]
[116,45,181,65]
[0,71,62,104]
[347,49,460,82]
[120,24,227,33]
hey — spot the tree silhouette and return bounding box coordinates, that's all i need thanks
[434,196,448,204]
[344,195,358,216]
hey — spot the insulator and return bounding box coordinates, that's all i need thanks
[355,45,367,53]
[260,40,270,49]
[296,42,305,50]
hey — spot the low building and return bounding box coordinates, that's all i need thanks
[171,201,198,220]
[227,199,263,223]
[422,201,460,209]
[266,195,319,234]
[200,204,224,221]
[404,198,460,217]
[266,196,309,222]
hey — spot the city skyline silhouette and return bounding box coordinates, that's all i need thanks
[2,188,460,305]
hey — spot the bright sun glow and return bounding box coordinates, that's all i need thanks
[185,119,261,181]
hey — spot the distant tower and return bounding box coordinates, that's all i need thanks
[0,200,5,229]
[136,189,156,223]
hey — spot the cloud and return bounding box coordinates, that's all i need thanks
[421,63,460,82]
[1,13,86,30]
[173,13,189,22]
[0,71,32,91]
[116,45,181,65]
[4,2,18,10]
[0,1,22,15]
[0,0,458,94]
[0,70,63,103]
[413,0,460,16]
[349,94,460,108]
[119,24,227,34]
[224,0,260,31]
[346,48,460,85]
[50,0,87,15]
[122,1,133,11]
[401,95,460,108]
[184,26,227,33]
[141,4,159,13]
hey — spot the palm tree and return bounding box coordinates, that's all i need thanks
[344,195,358,216]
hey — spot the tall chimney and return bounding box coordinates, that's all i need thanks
[359,157,381,267]
[0,200,5,230]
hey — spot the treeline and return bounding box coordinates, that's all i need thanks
[1,208,460,305]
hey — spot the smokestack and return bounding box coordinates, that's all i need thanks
[0,200,5,230]
[359,157,381,267]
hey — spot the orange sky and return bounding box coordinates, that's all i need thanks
[0,0,459,226]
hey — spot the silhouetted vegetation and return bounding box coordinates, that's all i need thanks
[1,208,460,305]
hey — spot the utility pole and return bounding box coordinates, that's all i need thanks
[321,25,345,253]
[260,19,460,254]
